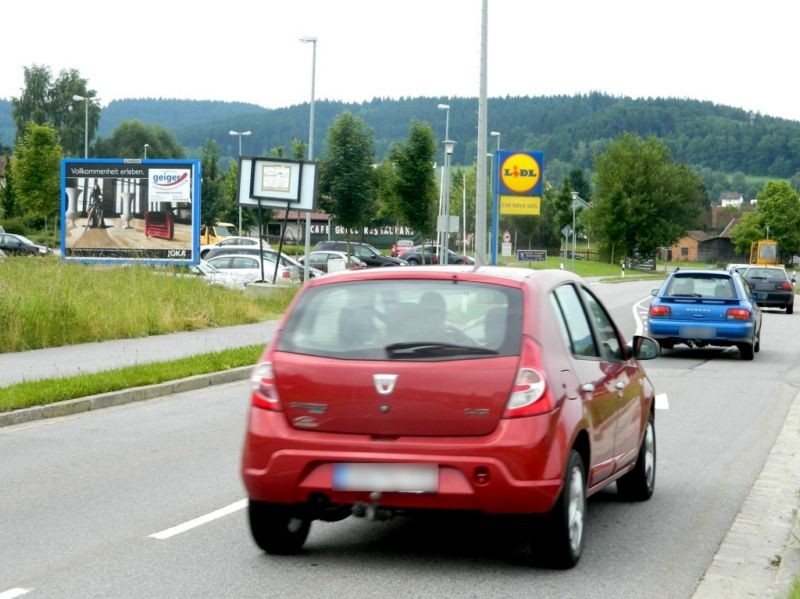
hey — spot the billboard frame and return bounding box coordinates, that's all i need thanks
[61,158,201,266]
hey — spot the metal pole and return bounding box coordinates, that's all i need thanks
[238,135,242,236]
[474,0,488,267]
[81,99,88,158]
[301,37,317,284]
[462,173,467,253]
[572,203,576,271]
[437,104,450,264]
[443,109,450,263]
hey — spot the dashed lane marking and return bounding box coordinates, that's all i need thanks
[150,499,247,540]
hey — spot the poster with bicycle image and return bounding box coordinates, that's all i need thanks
[61,158,200,264]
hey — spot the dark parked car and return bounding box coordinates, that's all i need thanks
[298,250,367,273]
[0,233,49,256]
[241,266,659,568]
[648,269,762,359]
[398,244,472,265]
[312,241,407,267]
[742,266,795,313]
[391,239,414,257]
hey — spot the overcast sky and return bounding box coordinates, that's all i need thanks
[4,0,799,121]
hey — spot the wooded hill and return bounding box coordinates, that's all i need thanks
[3,93,799,178]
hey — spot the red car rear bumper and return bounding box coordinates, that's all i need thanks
[241,407,566,515]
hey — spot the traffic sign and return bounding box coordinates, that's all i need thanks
[517,249,547,262]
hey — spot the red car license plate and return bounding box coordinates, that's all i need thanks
[333,463,439,493]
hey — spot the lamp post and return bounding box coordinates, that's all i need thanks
[490,130,501,152]
[300,36,317,283]
[488,131,501,263]
[570,192,589,271]
[72,94,100,158]
[229,130,252,235]
[143,143,149,159]
[437,103,451,263]
[229,130,251,157]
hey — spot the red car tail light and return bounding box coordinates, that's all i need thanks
[779,281,793,291]
[250,361,283,411]
[649,305,671,318]
[503,338,551,418]
[726,308,752,320]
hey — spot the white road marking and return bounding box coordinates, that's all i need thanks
[633,295,652,336]
[149,499,247,540]
[0,589,32,599]
[655,393,670,410]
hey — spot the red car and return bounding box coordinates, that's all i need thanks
[241,266,659,567]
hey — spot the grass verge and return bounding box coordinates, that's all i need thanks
[0,257,295,353]
[0,344,263,412]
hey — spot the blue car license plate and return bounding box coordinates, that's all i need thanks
[679,326,715,338]
[333,463,438,493]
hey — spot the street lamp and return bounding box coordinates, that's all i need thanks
[570,192,589,271]
[490,130,501,152]
[300,35,317,283]
[229,130,252,235]
[228,130,251,156]
[437,103,451,263]
[72,94,100,158]
[489,131,500,262]
[143,143,149,159]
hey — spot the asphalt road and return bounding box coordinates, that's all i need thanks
[1,279,798,598]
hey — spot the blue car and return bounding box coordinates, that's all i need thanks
[648,270,762,360]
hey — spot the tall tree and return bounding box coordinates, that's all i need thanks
[730,181,800,257]
[318,112,376,235]
[374,157,402,229]
[2,156,18,218]
[291,138,306,160]
[11,65,98,157]
[11,65,51,134]
[589,133,704,261]
[10,123,62,223]
[95,120,185,159]
[390,119,437,238]
[553,177,574,243]
[200,139,225,227]
[568,167,592,201]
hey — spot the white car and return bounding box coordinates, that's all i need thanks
[298,250,368,273]
[202,246,322,282]
[204,254,294,285]
[191,261,250,290]
[724,263,751,275]
[199,236,269,259]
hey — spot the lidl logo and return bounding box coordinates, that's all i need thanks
[499,153,541,194]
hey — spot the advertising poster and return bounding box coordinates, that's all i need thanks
[61,159,200,264]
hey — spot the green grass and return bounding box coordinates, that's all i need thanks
[0,256,296,352]
[496,255,698,279]
[789,574,800,599]
[0,345,264,412]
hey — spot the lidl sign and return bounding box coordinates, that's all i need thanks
[497,150,543,215]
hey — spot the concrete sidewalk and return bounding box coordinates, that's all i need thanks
[0,320,279,388]
[0,320,797,596]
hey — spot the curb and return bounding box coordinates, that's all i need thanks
[0,366,252,428]
[693,389,800,598]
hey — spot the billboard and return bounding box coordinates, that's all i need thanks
[237,157,318,212]
[497,150,543,215]
[61,159,200,264]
